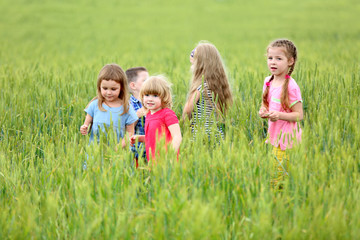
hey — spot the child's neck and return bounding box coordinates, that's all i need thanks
[272,73,289,87]
[150,107,163,114]
[104,99,122,108]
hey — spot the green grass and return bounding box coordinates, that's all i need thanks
[1,0,360,239]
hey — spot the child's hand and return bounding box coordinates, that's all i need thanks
[268,111,280,122]
[259,107,269,118]
[137,107,149,118]
[141,107,149,116]
[129,135,137,146]
[80,124,89,135]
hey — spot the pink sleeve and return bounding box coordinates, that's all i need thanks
[164,109,179,127]
[288,80,303,108]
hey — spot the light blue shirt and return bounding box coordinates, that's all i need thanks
[85,99,138,143]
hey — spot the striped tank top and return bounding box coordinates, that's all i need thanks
[190,82,224,140]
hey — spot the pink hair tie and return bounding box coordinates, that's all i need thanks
[266,82,270,87]
[285,75,290,79]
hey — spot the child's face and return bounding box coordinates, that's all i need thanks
[133,71,149,92]
[267,47,294,77]
[100,80,121,103]
[143,94,162,113]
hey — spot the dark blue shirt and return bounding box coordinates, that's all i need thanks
[129,95,146,158]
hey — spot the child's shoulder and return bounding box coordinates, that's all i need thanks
[265,76,272,81]
[263,76,272,84]
[154,108,177,120]
[129,95,142,107]
[162,108,176,114]
[161,108,179,123]
[196,81,209,91]
[129,95,138,102]
[86,98,99,109]
[288,77,301,90]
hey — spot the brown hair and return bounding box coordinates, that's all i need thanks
[262,39,297,111]
[139,75,172,109]
[125,67,148,83]
[93,63,130,114]
[188,42,233,115]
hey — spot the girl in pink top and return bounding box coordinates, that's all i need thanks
[258,39,304,189]
[130,75,182,162]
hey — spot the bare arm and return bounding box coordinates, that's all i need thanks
[129,135,145,146]
[268,102,303,122]
[122,123,135,148]
[80,114,93,135]
[182,90,201,120]
[168,123,182,152]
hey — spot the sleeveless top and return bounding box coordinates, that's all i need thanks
[190,82,224,140]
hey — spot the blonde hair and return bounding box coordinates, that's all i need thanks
[262,39,298,111]
[91,64,130,114]
[188,41,233,114]
[139,75,173,109]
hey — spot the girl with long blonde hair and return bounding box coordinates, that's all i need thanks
[183,42,233,140]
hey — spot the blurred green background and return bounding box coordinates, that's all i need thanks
[1,0,358,68]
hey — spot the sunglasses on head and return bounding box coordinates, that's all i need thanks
[190,48,196,58]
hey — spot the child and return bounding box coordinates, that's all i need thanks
[126,67,149,164]
[258,39,303,189]
[130,75,182,162]
[80,64,138,148]
[182,42,233,141]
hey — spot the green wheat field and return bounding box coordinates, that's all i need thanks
[1,0,359,239]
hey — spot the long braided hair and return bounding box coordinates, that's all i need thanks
[262,39,297,111]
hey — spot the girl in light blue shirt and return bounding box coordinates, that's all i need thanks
[80,64,138,147]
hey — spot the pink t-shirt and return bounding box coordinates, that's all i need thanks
[145,108,179,161]
[263,76,303,150]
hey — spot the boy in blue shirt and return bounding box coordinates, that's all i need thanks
[126,67,149,167]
